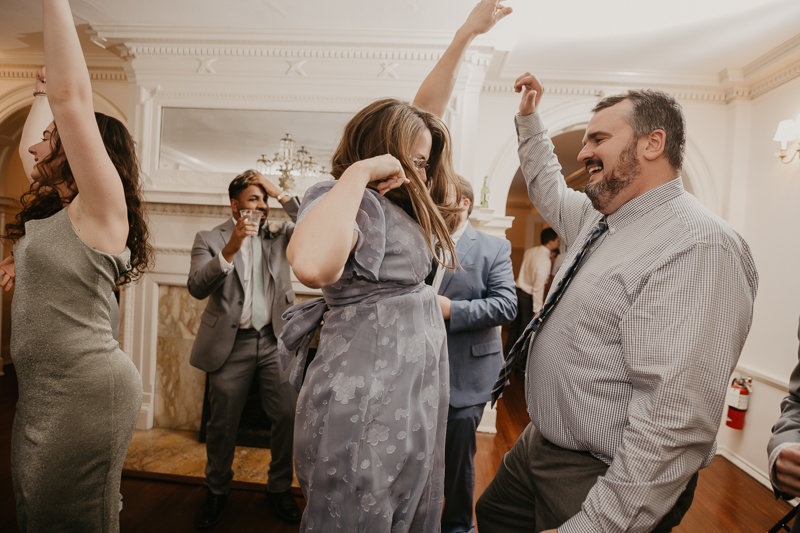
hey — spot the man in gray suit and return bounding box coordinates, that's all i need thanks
[431,177,517,533]
[188,170,301,529]
[768,317,800,533]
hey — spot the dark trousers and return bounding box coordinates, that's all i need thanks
[504,289,533,373]
[205,327,298,494]
[476,423,698,533]
[442,403,485,533]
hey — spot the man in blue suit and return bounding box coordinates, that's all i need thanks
[432,177,517,533]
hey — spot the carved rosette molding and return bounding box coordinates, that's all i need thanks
[0,65,126,81]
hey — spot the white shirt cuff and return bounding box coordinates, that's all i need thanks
[218,251,234,273]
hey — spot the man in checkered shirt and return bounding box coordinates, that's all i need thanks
[476,73,758,532]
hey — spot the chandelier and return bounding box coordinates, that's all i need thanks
[256,133,327,193]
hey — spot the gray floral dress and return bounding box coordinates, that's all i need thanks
[279,181,449,532]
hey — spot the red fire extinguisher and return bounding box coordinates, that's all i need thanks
[725,376,752,430]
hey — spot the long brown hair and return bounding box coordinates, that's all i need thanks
[330,98,461,268]
[5,112,153,285]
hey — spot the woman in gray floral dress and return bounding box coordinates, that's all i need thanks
[283,172,451,532]
[278,5,512,532]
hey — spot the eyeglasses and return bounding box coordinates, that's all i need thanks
[409,155,429,171]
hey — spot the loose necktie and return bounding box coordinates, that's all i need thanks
[491,217,608,406]
[251,233,267,331]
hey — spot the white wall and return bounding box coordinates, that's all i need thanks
[740,76,800,378]
[715,75,800,487]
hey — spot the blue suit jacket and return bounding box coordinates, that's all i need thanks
[439,222,517,408]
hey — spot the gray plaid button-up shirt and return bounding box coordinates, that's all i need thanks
[516,112,758,533]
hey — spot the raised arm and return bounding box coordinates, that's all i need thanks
[42,0,128,252]
[19,68,53,183]
[412,0,511,118]
[287,155,408,288]
[514,72,595,248]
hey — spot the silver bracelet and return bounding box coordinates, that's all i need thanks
[275,191,288,201]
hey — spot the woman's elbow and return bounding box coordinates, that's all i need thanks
[292,262,341,289]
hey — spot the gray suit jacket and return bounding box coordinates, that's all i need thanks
[438,222,517,408]
[188,199,299,373]
[768,317,800,497]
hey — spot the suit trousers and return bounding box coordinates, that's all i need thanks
[205,327,298,494]
[475,423,698,533]
[505,289,534,373]
[442,403,485,533]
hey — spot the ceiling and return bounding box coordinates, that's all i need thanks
[2,0,800,82]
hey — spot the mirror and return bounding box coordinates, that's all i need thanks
[159,107,352,181]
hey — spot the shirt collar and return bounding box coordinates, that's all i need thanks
[451,219,469,245]
[605,177,684,232]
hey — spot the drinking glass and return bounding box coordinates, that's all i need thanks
[239,210,264,237]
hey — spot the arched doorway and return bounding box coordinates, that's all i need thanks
[504,127,590,279]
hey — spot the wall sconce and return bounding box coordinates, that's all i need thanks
[774,113,800,164]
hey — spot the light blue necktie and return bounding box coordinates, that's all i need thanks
[251,234,267,331]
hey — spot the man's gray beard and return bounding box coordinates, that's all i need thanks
[584,139,640,212]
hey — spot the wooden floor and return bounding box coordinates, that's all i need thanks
[0,365,794,532]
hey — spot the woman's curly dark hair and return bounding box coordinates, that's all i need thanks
[5,112,153,285]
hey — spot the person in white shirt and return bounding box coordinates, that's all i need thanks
[504,227,560,368]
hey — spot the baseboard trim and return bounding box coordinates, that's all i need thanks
[716,445,772,489]
[477,404,497,434]
[715,445,800,507]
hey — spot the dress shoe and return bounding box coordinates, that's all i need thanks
[266,489,302,524]
[196,490,227,530]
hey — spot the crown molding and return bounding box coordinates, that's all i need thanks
[500,64,720,88]
[742,33,800,80]
[483,55,800,104]
[482,80,729,103]
[114,45,491,69]
[87,25,497,68]
[493,34,800,103]
[88,25,502,49]
[747,60,800,100]
[0,64,127,81]
[482,81,603,98]
[146,89,374,108]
